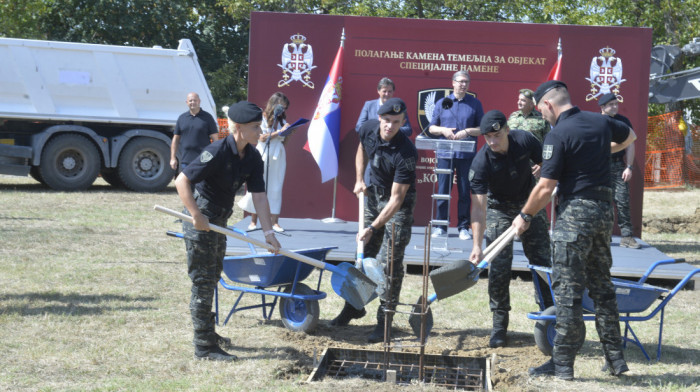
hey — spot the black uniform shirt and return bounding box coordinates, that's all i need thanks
[174,109,219,166]
[183,135,265,210]
[359,119,418,193]
[469,129,542,202]
[541,107,630,196]
[610,113,632,161]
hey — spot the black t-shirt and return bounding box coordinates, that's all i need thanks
[541,107,630,196]
[469,130,542,202]
[174,109,218,165]
[359,119,417,193]
[183,136,265,210]
[610,113,632,161]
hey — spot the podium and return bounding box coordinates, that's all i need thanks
[415,135,475,251]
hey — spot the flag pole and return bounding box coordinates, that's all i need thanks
[322,28,346,224]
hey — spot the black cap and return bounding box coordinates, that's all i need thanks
[227,101,263,124]
[598,92,618,106]
[480,110,508,134]
[533,80,567,105]
[377,97,406,116]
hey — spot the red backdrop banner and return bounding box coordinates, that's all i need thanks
[248,12,652,237]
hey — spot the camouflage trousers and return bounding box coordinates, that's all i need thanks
[551,198,624,367]
[364,186,416,320]
[611,160,633,237]
[485,199,553,313]
[182,194,232,347]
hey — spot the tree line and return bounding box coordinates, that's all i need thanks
[1,0,698,119]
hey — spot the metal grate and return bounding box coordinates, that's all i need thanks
[309,348,489,391]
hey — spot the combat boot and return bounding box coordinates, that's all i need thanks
[330,302,366,326]
[620,236,641,249]
[528,358,555,377]
[194,344,238,361]
[602,350,629,376]
[209,312,234,349]
[489,310,509,348]
[528,358,574,380]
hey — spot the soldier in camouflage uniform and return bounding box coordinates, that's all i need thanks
[329,98,418,344]
[599,93,640,248]
[513,81,636,380]
[507,88,549,143]
[176,101,281,361]
[469,110,554,348]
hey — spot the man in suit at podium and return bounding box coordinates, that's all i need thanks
[428,70,484,240]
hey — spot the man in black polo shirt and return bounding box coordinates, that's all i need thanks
[513,81,636,380]
[599,93,640,249]
[468,110,553,349]
[170,92,219,172]
[329,98,418,344]
[175,101,281,361]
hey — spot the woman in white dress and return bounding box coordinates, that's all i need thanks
[238,92,292,232]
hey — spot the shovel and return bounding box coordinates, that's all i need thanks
[355,192,386,300]
[408,226,517,338]
[154,205,377,310]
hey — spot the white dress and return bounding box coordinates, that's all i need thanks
[237,116,287,215]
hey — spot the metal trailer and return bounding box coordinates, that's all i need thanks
[527,258,700,361]
[0,37,215,191]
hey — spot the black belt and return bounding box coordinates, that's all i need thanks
[612,156,625,162]
[370,185,390,199]
[560,186,612,203]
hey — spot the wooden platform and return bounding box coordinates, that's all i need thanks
[228,217,697,285]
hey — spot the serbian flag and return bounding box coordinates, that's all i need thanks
[305,41,343,183]
[547,38,562,80]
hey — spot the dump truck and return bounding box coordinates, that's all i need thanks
[0,37,216,191]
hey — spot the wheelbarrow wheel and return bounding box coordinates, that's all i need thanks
[279,283,320,333]
[534,306,557,356]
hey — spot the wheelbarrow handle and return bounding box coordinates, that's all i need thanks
[154,205,327,270]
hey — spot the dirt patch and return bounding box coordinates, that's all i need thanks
[274,324,545,390]
[642,207,700,234]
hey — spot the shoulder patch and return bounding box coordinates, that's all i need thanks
[404,157,416,171]
[542,144,553,160]
[200,150,214,163]
[469,169,475,181]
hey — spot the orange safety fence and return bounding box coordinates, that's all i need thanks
[645,111,700,189]
[217,118,230,139]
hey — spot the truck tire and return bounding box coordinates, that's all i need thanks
[117,137,174,192]
[39,134,100,191]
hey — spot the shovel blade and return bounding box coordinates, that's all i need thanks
[408,295,434,339]
[330,262,378,310]
[429,259,481,301]
[361,257,386,299]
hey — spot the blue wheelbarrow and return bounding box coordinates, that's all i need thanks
[527,258,699,361]
[166,229,336,333]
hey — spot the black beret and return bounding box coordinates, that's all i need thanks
[533,80,567,105]
[598,92,618,106]
[480,110,508,134]
[377,97,406,116]
[227,101,262,124]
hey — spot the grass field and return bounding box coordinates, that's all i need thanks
[0,175,698,391]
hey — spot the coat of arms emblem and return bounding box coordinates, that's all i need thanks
[585,46,626,102]
[278,34,316,88]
